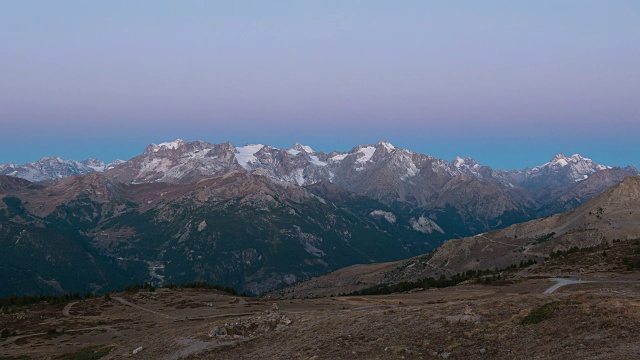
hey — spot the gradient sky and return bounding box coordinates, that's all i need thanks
[1,1,639,170]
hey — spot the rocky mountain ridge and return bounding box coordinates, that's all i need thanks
[3,140,635,189]
[7,140,635,222]
[3,139,637,241]
[0,157,124,182]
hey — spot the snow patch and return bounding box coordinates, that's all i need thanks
[105,159,126,170]
[154,139,184,152]
[293,168,305,186]
[82,159,107,172]
[555,158,569,167]
[397,152,419,180]
[86,165,104,172]
[300,145,314,153]
[401,160,419,180]
[313,195,327,204]
[142,158,173,173]
[294,225,325,257]
[330,153,348,162]
[356,146,376,164]
[370,210,396,224]
[379,141,396,152]
[410,216,444,234]
[309,155,327,166]
[234,144,264,168]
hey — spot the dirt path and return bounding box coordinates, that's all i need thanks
[543,278,589,295]
[61,301,78,317]
[111,295,259,321]
[5,326,113,344]
[351,305,398,312]
[475,234,545,257]
[476,234,521,250]
[112,296,181,320]
[543,278,640,295]
[185,312,257,321]
[160,337,248,360]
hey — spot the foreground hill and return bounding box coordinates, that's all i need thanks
[2,265,640,359]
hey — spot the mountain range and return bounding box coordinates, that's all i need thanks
[0,157,124,182]
[2,140,631,187]
[4,140,637,231]
[0,140,637,296]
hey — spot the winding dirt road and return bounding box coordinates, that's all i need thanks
[543,278,640,296]
[112,296,181,320]
[61,301,77,317]
[543,278,589,295]
[5,326,114,344]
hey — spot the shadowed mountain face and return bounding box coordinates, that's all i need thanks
[534,167,640,216]
[0,175,36,193]
[0,171,452,296]
[0,140,638,296]
[276,176,640,298]
[414,176,640,278]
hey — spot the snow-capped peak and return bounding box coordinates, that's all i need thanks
[291,142,314,154]
[38,156,64,163]
[376,141,396,152]
[527,153,613,184]
[545,153,608,170]
[452,156,480,169]
[550,153,587,162]
[548,153,571,167]
[154,139,185,152]
[105,159,126,171]
[82,158,107,172]
[452,156,465,168]
[0,156,112,182]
